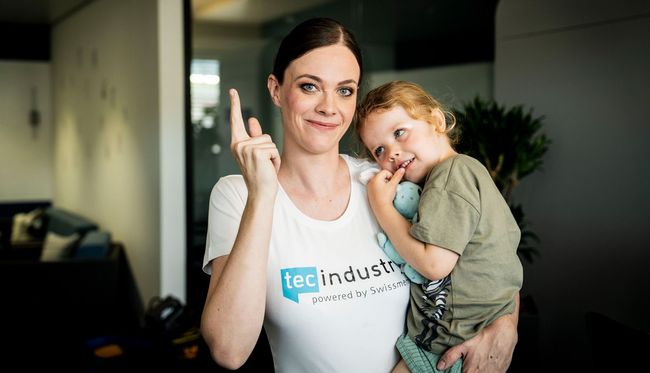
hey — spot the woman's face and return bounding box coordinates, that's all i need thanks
[270,44,360,155]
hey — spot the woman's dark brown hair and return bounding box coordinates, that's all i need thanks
[272,17,363,84]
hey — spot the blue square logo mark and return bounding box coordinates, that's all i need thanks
[281,267,319,303]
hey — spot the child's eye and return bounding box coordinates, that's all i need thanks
[394,129,405,138]
[300,83,318,92]
[374,146,385,158]
[338,87,355,97]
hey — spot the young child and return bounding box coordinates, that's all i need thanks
[355,81,523,373]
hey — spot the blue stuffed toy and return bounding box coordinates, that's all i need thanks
[360,168,427,284]
[377,181,427,284]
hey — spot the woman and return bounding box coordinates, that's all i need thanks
[200,17,518,373]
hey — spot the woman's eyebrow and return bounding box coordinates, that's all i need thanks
[294,74,321,82]
[294,74,358,86]
[338,79,358,86]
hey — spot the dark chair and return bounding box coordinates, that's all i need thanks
[0,243,143,370]
[585,311,650,370]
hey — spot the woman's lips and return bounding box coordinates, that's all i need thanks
[306,119,339,129]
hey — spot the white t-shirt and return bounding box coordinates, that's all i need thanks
[203,155,410,373]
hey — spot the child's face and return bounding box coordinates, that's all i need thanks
[360,105,453,184]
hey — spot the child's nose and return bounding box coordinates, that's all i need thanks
[389,148,400,162]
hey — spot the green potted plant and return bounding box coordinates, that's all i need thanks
[455,96,551,264]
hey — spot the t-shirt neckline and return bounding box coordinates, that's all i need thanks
[276,155,357,228]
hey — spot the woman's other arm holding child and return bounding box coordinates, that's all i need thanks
[201,89,281,369]
[367,168,458,281]
[438,292,520,373]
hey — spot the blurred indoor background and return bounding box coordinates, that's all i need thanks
[0,0,648,371]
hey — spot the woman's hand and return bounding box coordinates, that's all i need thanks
[229,88,281,198]
[436,296,520,373]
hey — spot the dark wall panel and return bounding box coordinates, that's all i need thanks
[0,23,50,61]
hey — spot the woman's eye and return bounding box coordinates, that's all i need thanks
[374,146,384,158]
[300,83,318,92]
[338,87,354,97]
[394,129,405,138]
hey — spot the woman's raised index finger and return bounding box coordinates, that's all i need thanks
[229,88,249,142]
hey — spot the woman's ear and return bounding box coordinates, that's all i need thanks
[267,74,281,107]
[430,108,447,133]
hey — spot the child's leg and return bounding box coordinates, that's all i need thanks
[391,359,411,373]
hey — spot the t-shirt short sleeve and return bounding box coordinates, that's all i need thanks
[202,175,248,274]
[410,187,479,256]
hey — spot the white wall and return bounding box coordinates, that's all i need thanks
[158,0,187,305]
[52,0,185,305]
[0,61,52,201]
[495,0,650,369]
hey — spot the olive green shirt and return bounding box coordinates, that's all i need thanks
[408,154,523,354]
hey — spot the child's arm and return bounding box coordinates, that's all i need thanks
[367,168,459,281]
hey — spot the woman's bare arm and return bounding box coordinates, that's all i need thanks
[201,194,275,369]
[200,89,280,369]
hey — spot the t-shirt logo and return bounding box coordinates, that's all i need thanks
[281,267,319,303]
